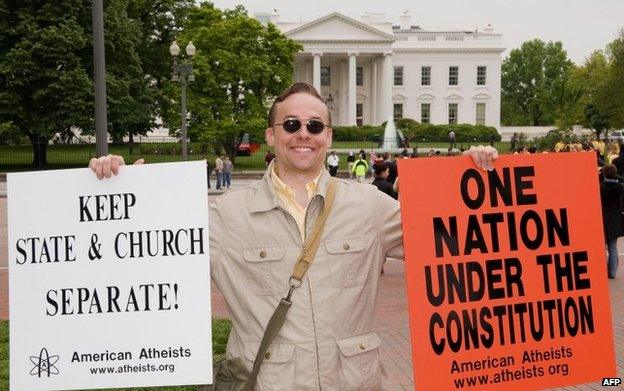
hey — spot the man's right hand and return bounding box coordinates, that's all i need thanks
[88,154,145,180]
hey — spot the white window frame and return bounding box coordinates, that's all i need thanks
[421,66,431,86]
[477,66,487,86]
[421,103,431,124]
[448,66,459,86]
[475,102,486,125]
[394,66,404,86]
[448,102,458,124]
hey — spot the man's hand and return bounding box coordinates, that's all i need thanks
[463,145,498,171]
[88,154,144,179]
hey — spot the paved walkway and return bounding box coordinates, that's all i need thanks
[1,178,622,389]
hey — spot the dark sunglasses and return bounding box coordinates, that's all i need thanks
[274,118,327,134]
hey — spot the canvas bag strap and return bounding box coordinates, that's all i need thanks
[246,177,339,389]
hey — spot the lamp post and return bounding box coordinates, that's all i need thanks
[170,40,196,160]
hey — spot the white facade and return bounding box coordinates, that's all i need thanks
[267,12,505,129]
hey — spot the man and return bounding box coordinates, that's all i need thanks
[351,153,369,183]
[326,150,339,177]
[214,155,224,189]
[222,155,233,189]
[89,82,497,389]
[386,154,400,186]
[264,149,275,167]
[448,129,456,149]
[371,162,397,200]
[346,151,356,179]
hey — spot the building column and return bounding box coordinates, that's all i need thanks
[312,52,322,93]
[371,58,378,125]
[347,53,357,126]
[380,52,393,124]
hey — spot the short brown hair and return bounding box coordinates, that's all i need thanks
[603,164,618,179]
[268,82,332,127]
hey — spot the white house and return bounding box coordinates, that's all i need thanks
[258,11,504,129]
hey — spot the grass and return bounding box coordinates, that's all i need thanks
[0,141,513,173]
[0,318,231,391]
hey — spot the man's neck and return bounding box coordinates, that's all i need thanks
[275,164,321,206]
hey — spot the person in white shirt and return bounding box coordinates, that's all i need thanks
[326,150,340,177]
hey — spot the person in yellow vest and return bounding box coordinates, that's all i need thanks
[351,154,369,182]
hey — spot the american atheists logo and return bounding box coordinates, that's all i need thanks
[30,348,60,377]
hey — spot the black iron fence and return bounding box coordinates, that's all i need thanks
[0,138,514,172]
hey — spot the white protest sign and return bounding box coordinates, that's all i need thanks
[8,161,212,390]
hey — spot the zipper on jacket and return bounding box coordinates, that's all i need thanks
[303,201,323,390]
[278,201,323,389]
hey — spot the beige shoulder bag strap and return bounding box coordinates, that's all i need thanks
[246,177,339,389]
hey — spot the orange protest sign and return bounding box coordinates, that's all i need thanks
[398,152,616,390]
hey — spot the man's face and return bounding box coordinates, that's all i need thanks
[266,93,332,176]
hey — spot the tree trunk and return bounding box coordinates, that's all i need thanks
[30,136,48,169]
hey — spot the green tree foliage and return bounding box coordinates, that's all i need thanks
[175,3,302,161]
[127,0,194,131]
[603,29,624,129]
[0,0,93,166]
[501,40,575,127]
[571,51,612,138]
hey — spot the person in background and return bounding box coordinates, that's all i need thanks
[223,155,233,189]
[326,150,340,177]
[371,162,397,200]
[387,154,400,186]
[600,164,624,279]
[352,153,369,182]
[347,151,356,179]
[215,155,224,190]
[202,155,211,189]
[264,149,275,167]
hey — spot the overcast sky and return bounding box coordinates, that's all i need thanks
[208,0,623,64]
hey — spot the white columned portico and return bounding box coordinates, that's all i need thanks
[371,59,378,125]
[312,52,322,92]
[347,53,357,126]
[380,52,393,123]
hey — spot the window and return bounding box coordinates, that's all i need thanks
[477,66,487,86]
[394,66,403,86]
[421,103,431,124]
[449,66,459,86]
[356,103,363,126]
[356,66,363,86]
[421,66,431,86]
[393,103,403,119]
[321,67,331,86]
[476,103,486,125]
[448,103,458,124]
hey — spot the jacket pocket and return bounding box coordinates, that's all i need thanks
[325,236,368,288]
[244,341,295,391]
[336,331,382,390]
[242,245,287,295]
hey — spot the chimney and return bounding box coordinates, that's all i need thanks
[361,13,371,23]
[399,11,411,30]
[270,9,279,24]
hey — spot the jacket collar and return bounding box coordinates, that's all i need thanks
[249,159,332,214]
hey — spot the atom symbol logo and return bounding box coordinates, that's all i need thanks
[30,348,60,377]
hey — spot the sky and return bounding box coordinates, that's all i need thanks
[208,0,624,64]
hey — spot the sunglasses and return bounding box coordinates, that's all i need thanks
[274,118,328,135]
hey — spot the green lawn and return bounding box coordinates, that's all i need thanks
[0,319,231,391]
[0,141,512,172]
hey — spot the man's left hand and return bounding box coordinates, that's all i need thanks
[463,145,498,171]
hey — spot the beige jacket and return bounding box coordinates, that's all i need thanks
[210,161,403,390]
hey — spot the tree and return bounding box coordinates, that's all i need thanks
[571,51,612,138]
[501,39,575,126]
[0,0,93,167]
[102,0,156,143]
[602,28,624,129]
[127,0,194,135]
[174,3,302,161]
